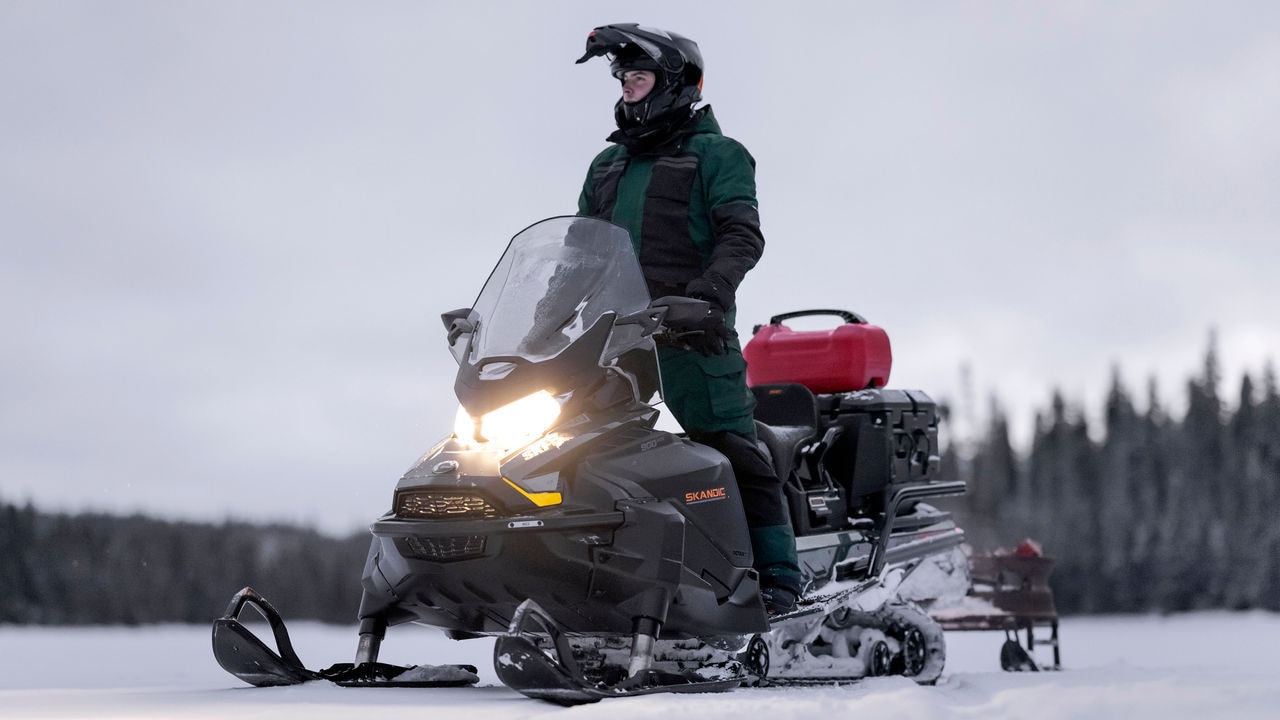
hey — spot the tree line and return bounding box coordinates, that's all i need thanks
[0,506,369,624]
[940,342,1280,614]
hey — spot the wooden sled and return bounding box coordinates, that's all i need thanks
[930,549,1062,671]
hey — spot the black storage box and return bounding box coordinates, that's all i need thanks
[816,388,941,515]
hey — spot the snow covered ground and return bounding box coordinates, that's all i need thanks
[1,611,1277,719]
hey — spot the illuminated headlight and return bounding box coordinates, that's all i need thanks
[453,390,562,449]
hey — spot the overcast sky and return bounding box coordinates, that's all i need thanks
[3,1,1277,535]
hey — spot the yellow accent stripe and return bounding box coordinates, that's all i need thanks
[503,477,562,507]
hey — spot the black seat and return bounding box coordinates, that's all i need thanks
[752,383,819,482]
[752,384,850,534]
[752,382,820,428]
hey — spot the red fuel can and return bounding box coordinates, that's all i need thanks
[744,310,892,393]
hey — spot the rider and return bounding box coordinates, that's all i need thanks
[575,24,802,614]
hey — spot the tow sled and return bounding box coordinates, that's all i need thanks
[930,541,1063,672]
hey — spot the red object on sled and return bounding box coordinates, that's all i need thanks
[1014,538,1044,558]
[743,310,892,393]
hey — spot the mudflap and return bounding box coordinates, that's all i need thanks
[493,599,743,706]
[211,587,479,688]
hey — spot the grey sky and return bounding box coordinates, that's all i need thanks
[3,1,1277,534]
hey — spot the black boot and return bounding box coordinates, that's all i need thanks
[759,575,800,615]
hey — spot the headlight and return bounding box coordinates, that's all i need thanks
[453,390,562,448]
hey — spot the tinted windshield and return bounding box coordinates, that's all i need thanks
[466,217,652,365]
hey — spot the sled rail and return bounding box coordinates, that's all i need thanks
[866,480,967,579]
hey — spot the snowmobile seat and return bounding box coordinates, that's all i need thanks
[752,383,819,479]
[752,383,849,535]
[753,382,819,431]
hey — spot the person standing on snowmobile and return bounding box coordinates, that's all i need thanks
[575,23,802,614]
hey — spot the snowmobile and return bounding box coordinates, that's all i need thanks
[212,216,969,704]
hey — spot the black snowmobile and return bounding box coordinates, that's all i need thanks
[212,216,968,704]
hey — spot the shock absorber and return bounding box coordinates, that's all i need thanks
[354,615,387,665]
[626,616,661,678]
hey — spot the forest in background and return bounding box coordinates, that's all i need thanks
[0,508,368,624]
[3,342,1277,624]
[940,341,1280,614]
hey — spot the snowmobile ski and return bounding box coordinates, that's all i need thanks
[999,634,1040,672]
[211,587,478,688]
[493,599,744,705]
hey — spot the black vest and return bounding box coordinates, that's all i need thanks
[588,153,706,298]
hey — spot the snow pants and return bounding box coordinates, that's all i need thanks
[656,342,802,593]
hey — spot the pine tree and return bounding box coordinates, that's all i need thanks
[1129,376,1173,609]
[958,397,1020,551]
[1222,373,1264,608]
[1098,368,1141,611]
[1256,364,1280,610]
[1026,391,1099,613]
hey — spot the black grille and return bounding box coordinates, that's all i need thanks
[404,535,487,561]
[395,491,499,519]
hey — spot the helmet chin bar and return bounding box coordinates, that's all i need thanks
[614,83,697,129]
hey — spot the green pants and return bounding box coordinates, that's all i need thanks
[656,343,757,438]
[656,341,802,592]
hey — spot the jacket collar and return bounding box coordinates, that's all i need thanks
[607,106,718,156]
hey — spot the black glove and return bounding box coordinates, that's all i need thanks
[681,303,730,356]
[675,277,734,356]
[685,275,735,313]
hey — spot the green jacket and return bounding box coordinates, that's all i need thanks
[577,106,765,305]
[577,106,763,437]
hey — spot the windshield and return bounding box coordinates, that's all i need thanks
[465,217,653,365]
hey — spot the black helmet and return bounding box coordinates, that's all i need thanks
[575,23,704,129]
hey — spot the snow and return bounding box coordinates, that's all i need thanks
[1,612,1277,719]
